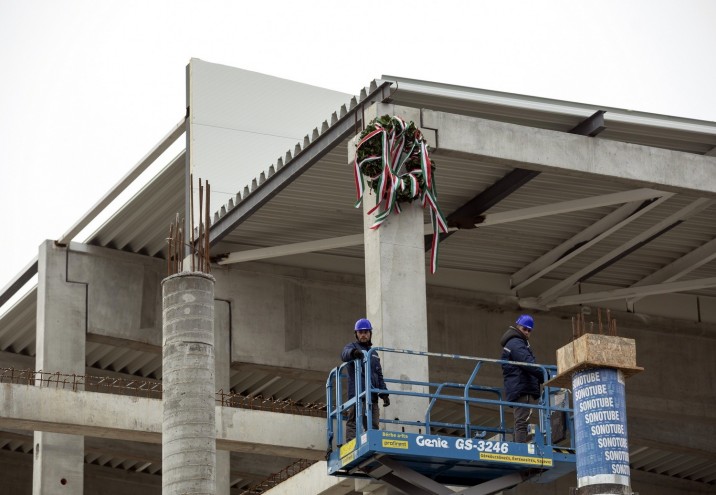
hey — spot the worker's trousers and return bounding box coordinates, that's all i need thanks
[513,394,535,443]
[346,402,380,441]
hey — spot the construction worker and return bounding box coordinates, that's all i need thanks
[500,314,544,443]
[341,318,389,441]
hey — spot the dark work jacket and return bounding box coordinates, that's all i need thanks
[341,340,387,403]
[500,326,544,402]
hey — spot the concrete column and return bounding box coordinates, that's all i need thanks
[215,300,231,495]
[162,272,216,494]
[573,369,630,495]
[550,333,642,495]
[363,200,429,433]
[34,240,86,495]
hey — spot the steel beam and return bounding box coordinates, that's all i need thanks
[216,234,364,265]
[526,277,716,309]
[0,256,37,309]
[216,189,668,266]
[425,168,539,250]
[568,110,606,137]
[58,118,186,245]
[511,195,672,290]
[447,169,540,230]
[475,189,665,228]
[533,198,713,305]
[0,119,185,312]
[627,236,716,308]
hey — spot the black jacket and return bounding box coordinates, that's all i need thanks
[500,326,544,402]
[341,340,388,403]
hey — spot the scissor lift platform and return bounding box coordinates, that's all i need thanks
[326,347,576,494]
[328,430,575,487]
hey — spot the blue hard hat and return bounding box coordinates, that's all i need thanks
[354,318,373,331]
[515,314,534,330]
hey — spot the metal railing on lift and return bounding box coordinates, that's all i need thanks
[326,347,574,452]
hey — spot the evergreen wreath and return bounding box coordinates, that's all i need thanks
[353,115,447,273]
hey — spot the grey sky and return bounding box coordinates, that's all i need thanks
[1,0,714,310]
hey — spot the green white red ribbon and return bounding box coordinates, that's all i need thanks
[353,115,448,273]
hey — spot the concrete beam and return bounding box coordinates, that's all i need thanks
[0,430,293,484]
[0,383,326,460]
[423,109,716,195]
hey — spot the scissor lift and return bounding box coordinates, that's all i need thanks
[326,348,576,495]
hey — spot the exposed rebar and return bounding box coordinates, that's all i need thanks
[571,307,618,341]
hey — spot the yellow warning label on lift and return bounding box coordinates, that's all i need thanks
[382,439,409,449]
[341,451,356,466]
[339,439,356,458]
[480,452,553,466]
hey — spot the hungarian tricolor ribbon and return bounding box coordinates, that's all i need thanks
[353,115,448,273]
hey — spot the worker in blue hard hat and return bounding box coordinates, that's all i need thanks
[500,314,544,443]
[341,318,389,441]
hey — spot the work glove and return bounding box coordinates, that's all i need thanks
[351,349,364,359]
[380,394,390,407]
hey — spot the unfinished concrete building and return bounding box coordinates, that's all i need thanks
[1,59,715,494]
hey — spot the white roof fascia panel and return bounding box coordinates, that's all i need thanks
[383,75,716,136]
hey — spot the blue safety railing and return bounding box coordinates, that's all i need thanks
[326,347,574,454]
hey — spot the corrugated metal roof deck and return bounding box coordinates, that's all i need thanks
[215,139,716,298]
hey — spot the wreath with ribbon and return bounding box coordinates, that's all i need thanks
[353,115,448,273]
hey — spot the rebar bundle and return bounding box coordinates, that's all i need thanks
[571,307,618,340]
[166,176,212,275]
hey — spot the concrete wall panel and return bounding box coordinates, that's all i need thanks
[297,279,364,355]
[215,266,363,372]
[699,295,716,324]
[66,244,164,347]
[632,292,698,321]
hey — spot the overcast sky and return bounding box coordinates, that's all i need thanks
[1,0,715,310]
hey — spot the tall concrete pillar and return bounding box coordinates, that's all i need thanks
[34,240,86,495]
[215,300,231,495]
[550,333,643,495]
[162,272,216,494]
[363,200,429,433]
